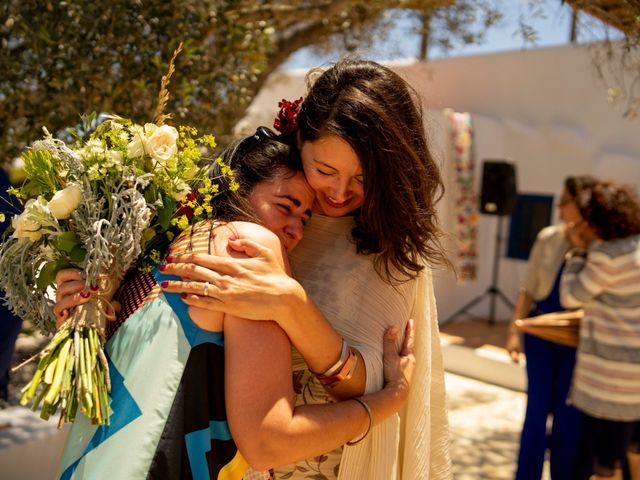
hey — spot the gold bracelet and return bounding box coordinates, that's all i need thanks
[346,397,373,446]
[317,348,358,388]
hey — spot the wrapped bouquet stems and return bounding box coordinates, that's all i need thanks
[19,274,118,426]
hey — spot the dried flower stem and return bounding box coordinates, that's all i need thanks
[153,42,184,126]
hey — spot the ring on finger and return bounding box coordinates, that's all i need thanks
[203,281,210,297]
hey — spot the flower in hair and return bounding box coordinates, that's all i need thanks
[273,97,303,137]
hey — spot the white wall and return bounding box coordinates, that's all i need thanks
[239,44,640,323]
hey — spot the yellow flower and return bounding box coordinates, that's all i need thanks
[149,249,161,264]
[139,264,154,274]
[200,134,216,149]
[171,214,189,231]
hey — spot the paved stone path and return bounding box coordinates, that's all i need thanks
[4,333,549,480]
[446,372,550,480]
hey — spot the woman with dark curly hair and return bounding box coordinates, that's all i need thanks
[160,59,452,479]
[561,179,640,480]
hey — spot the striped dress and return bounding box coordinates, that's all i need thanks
[560,234,640,421]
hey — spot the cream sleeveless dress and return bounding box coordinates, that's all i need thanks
[274,215,452,480]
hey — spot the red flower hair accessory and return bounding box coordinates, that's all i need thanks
[273,97,303,137]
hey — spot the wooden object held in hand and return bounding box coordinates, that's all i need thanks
[514,310,583,348]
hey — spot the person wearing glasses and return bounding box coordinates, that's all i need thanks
[54,127,415,480]
[506,176,597,480]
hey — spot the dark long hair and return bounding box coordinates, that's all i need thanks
[297,59,448,283]
[572,178,640,241]
[204,127,302,224]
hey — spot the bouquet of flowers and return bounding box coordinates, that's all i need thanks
[0,48,234,426]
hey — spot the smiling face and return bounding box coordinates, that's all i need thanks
[248,170,314,252]
[300,135,365,217]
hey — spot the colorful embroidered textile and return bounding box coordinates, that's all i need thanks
[445,109,478,282]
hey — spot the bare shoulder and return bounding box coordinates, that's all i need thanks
[209,221,285,260]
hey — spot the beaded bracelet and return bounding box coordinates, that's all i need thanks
[346,397,373,446]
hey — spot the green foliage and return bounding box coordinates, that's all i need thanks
[55,231,80,254]
[157,193,177,231]
[36,260,60,290]
[22,149,60,197]
[0,0,276,161]
[2,0,515,163]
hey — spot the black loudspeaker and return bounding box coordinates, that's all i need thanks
[480,160,517,215]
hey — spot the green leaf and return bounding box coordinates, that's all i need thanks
[69,246,87,263]
[37,261,59,289]
[65,127,83,142]
[21,180,42,198]
[55,231,80,253]
[22,150,59,196]
[157,194,176,230]
[141,227,156,250]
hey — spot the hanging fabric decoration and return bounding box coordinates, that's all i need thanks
[445,109,478,282]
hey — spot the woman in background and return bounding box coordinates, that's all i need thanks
[561,179,640,480]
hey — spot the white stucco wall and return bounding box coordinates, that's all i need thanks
[239,44,640,323]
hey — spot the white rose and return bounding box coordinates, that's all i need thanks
[11,199,45,242]
[48,184,83,220]
[126,124,150,159]
[146,125,179,166]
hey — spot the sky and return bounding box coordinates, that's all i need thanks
[283,0,616,70]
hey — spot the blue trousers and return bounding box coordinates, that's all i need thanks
[515,334,583,480]
[0,307,22,393]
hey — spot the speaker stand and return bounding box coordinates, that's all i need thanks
[443,215,514,325]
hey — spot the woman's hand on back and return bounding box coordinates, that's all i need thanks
[159,237,304,322]
[382,319,415,399]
